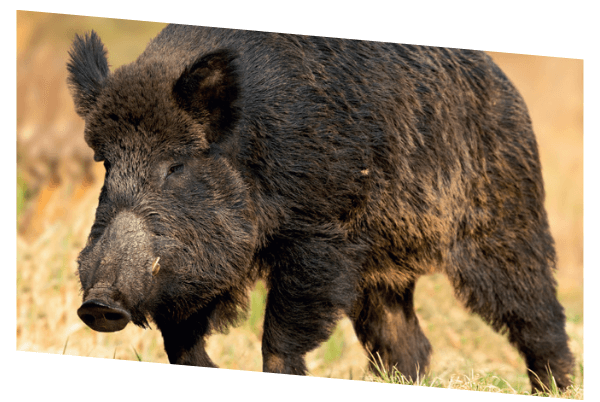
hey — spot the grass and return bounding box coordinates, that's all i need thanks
[16,169,28,221]
[368,353,584,398]
[16,10,583,399]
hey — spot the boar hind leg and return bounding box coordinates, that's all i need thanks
[446,239,574,392]
[350,280,431,381]
[156,311,216,368]
[260,234,360,375]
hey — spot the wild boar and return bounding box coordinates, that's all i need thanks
[68,24,574,392]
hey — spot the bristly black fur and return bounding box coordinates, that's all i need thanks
[67,30,109,117]
[69,24,574,393]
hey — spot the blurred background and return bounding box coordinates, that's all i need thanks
[16,10,583,394]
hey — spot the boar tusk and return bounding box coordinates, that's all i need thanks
[152,257,161,276]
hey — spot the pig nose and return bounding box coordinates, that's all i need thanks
[77,299,131,332]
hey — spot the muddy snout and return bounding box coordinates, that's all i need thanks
[77,299,131,332]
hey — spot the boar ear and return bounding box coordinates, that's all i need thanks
[173,50,240,143]
[67,31,110,118]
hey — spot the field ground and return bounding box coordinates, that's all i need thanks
[16,11,583,399]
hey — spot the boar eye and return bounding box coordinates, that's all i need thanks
[167,163,184,177]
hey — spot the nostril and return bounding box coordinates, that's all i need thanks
[104,312,125,321]
[81,314,96,324]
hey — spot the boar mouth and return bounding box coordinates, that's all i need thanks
[77,299,131,332]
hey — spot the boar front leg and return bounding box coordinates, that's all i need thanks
[156,311,216,367]
[260,232,360,375]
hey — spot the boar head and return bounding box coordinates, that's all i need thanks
[68,31,257,334]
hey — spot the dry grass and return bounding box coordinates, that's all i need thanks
[368,357,584,399]
[16,11,583,398]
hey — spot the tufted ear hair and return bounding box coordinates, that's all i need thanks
[67,31,110,118]
[173,49,240,144]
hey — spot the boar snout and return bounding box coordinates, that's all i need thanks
[77,299,131,332]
